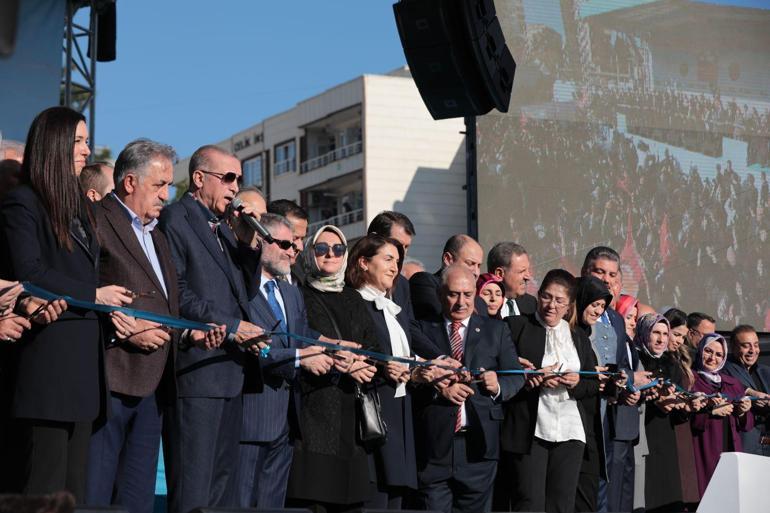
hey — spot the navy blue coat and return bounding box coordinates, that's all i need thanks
[363,288,418,490]
[158,194,252,398]
[722,359,770,455]
[242,274,319,442]
[0,185,104,422]
[412,314,524,485]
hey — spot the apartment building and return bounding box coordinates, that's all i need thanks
[173,67,466,270]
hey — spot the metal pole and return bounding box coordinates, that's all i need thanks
[64,1,73,107]
[89,0,97,153]
[464,115,478,239]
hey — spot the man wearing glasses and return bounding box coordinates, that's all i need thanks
[238,213,355,509]
[158,144,268,513]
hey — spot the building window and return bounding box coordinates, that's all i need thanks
[242,154,263,187]
[274,140,296,175]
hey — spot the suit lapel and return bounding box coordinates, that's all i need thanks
[102,195,168,299]
[181,195,241,295]
[463,315,482,361]
[430,320,452,356]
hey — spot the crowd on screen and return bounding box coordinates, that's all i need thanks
[586,85,770,165]
[0,106,768,513]
[480,115,770,332]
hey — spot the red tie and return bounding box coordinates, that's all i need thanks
[450,321,464,432]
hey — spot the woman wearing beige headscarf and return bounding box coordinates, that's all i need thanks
[286,225,378,512]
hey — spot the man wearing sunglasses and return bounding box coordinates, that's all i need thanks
[239,213,359,509]
[158,144,268,513]
[267,199,308,285]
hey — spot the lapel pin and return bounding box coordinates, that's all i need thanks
[475,327,481,333]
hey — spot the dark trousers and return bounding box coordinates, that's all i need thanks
[363,484,405,510]
[607,439,635,512]
[163,396,242,513]
[417,433,497,513]
[85,393,162,513]
[510,438,584,513]
[20,419,91,502]
[236,428,293,509]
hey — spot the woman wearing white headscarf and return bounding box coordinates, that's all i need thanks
[286,225,379,512]
[690,334,753,499]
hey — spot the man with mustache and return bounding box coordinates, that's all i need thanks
[86,139,225,513]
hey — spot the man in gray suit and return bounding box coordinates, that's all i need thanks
[238,213,357,508]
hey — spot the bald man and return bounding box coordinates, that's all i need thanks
[410,234,488,321]
[412,265,523,513]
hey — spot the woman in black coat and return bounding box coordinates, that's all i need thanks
[501,269,600,513]
[286,225,379,512]
[0,107,131,499]
[346,234,418,510]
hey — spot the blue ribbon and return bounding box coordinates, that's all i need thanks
[22,282,221,333]
[268,330,627,378]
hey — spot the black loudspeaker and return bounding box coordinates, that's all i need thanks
[393,0,515,120]
[0,0,20,58]
[88,0,116,62]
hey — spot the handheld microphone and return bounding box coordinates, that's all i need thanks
[231,197,274,243]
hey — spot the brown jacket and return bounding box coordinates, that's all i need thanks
[94,193,180,397]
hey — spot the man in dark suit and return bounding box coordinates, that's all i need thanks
[85,139,225,513]
[410,234,487,321]
[412,265,524,513]
[581,246,640,513]
[158,145,266,513]
[238,213,336,509]
[486,242,536,317]
[723,325,770,456]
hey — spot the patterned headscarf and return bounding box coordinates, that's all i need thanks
[633,313,671,359]
[694,333,728,384]
[300,225,348,293]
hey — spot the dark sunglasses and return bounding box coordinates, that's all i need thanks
[271,238,297,251]
[313,242,347,257]
[200,169,239,184]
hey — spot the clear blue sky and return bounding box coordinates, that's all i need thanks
[94,0,406,158]
[93,0,770,159]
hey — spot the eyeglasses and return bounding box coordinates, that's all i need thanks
[199,169,239,184]
[270,238,297,252]
[538,292,570,308]
[313,242,346,257]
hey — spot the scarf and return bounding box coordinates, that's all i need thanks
[694,333,728,384]
[633,313,670,359]
[300,225,348,293]
[358,284,410,397]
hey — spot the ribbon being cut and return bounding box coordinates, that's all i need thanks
[21,282,688,384]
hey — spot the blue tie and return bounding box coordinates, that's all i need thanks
[264,280,287,334]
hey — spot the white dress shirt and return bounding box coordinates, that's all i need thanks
[500,297,521,318]
[260,273,300,368]
[534,317,586,443]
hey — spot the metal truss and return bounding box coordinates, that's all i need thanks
[62,0,98,151]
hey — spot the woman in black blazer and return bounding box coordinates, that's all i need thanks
[0,107,131,500]
[346,234,417,510]
[500,269,599,513]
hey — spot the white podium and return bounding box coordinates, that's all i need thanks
[697,452,769,513]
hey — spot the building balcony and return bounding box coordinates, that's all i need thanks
[307,207,364,235]
[300,140,362,174]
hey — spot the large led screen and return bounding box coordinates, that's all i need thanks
[477,0,770,330]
